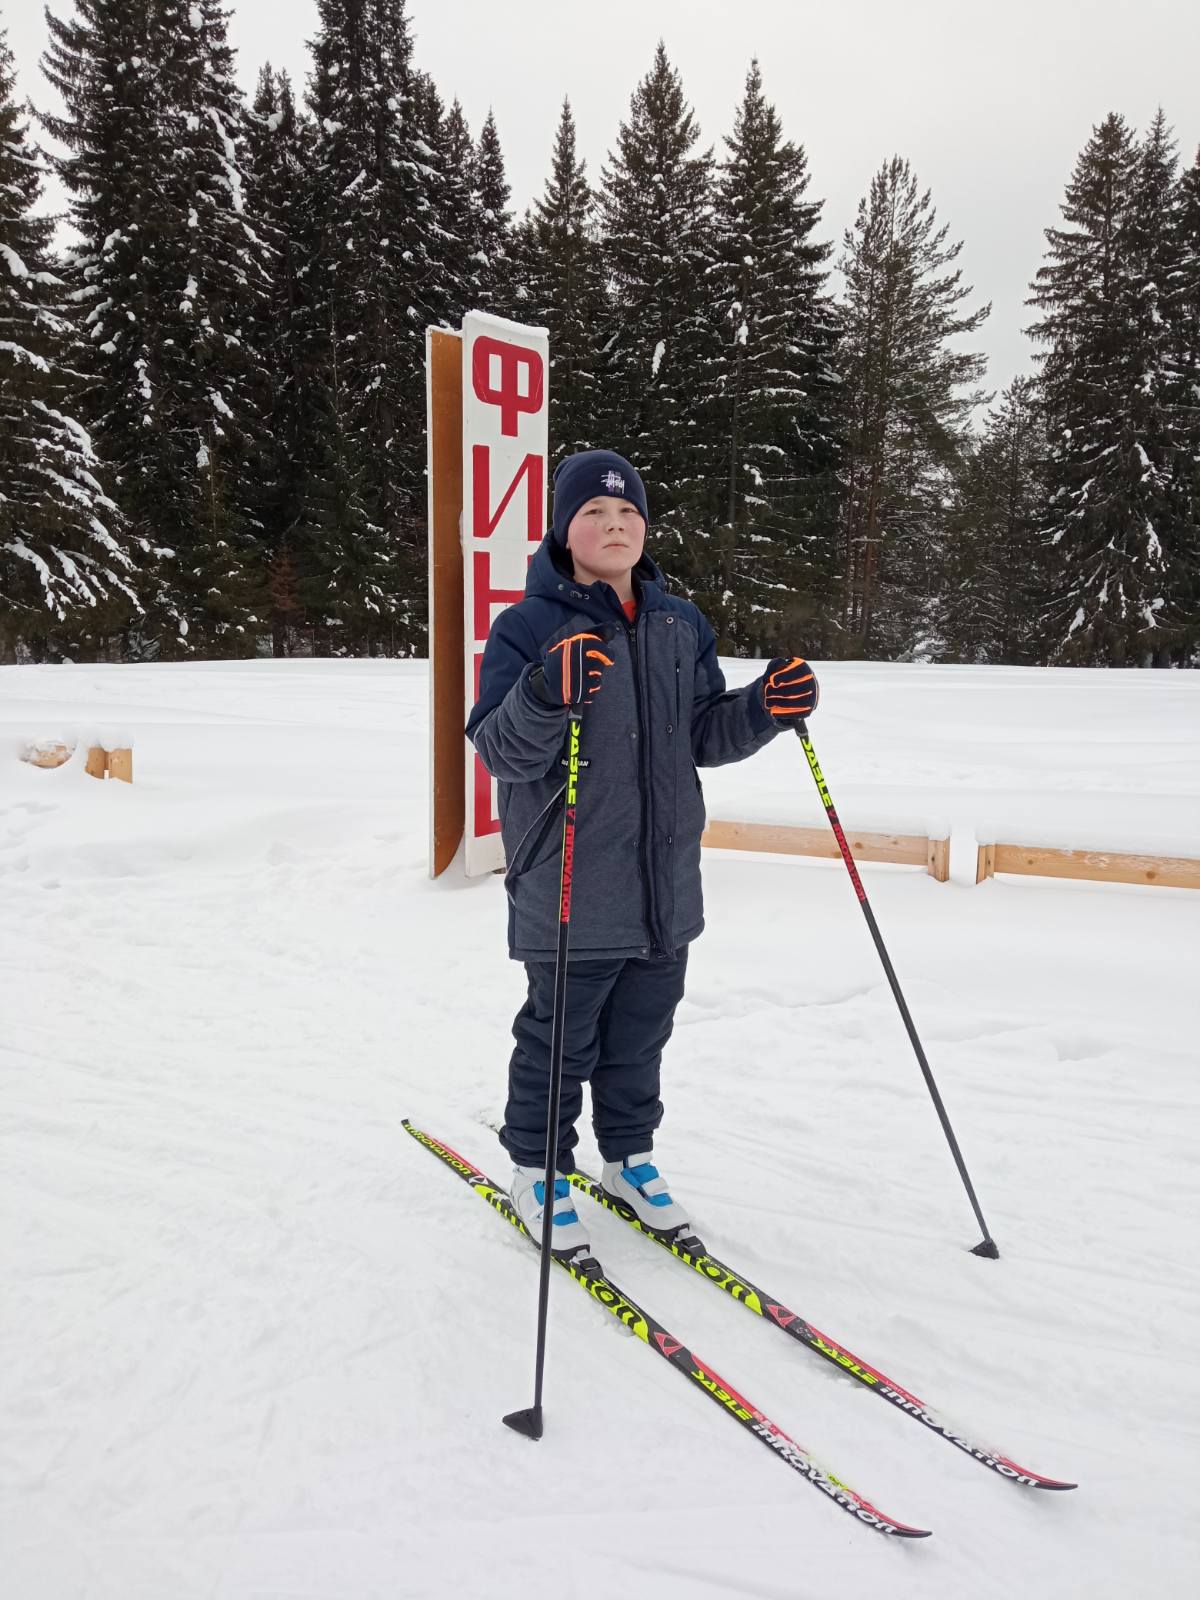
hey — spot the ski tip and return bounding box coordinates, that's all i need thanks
[993,1456,1078,1490]
[502,1406,544,1441]
[897,1526,934,1539]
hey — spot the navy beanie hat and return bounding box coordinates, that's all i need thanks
[551,450,649,547]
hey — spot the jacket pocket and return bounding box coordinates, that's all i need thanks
[504,782,566,889]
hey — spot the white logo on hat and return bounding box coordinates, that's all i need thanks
[601,470,626,494]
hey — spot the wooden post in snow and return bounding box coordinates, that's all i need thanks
[427,326,466,879]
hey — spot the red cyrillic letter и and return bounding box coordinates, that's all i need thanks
[471,445,543,541]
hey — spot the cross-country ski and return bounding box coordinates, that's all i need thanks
[404,1122,933,1539]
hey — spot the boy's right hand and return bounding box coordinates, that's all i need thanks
[534,631,616,707]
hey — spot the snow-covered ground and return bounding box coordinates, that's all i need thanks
[1,659,1198,1599]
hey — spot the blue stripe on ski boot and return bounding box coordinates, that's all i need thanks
[620,1166,673,1206]
[533,1177,572,1206]
[622,1163,659,1186]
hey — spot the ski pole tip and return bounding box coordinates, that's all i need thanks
[502,1405,544,1440]
[970,1238,1000,1259]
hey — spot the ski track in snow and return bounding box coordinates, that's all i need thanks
[1,659,1198,1599]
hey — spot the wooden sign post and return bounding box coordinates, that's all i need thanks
[426,327,466,878]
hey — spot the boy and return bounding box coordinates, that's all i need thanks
[466,449,818,1260]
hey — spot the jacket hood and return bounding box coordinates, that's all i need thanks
[524,533,666,623]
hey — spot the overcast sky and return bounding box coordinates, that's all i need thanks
[10,0,1199,404]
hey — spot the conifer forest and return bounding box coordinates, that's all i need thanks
[2,1,1197,667]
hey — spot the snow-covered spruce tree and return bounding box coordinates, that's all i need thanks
[295,0,377,655]
[1026,113,1179,666]
[596,42,716,595]
[507,206,536,319]
[524,97,606,459]
[152,0,269,655]
[472,109,514,317]
[241,65,315,656]
[1126,110,1191,666]
[42,0,266,658]
[1169,147,1200,660]
[410,73,470,333]
[837,156,989,659]
[41,0,178,656]
[303,0,438,654]
[0,18,135,660]
[437,98,476,324]
[941,377,1045,664]
[706,59,841,654]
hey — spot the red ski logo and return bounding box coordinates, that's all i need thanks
[767,1304,796,1328]
[655,1334,683,1358]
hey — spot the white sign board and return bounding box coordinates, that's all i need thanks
[461,311,549,878]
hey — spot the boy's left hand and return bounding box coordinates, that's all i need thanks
[762,657,819,722]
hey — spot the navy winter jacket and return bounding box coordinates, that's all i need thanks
[466,536,779,961]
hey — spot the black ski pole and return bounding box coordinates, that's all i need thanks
[793,722,1000,1259]
[503,705,586,1439]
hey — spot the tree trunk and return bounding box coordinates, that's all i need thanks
[860,467,882,651]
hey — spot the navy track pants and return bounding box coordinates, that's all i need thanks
[499,951,689,1169]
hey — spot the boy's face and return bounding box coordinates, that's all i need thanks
[565,496,646,584]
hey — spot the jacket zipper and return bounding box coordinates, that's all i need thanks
[626,615,661,954]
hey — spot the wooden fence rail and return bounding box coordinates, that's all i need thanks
[701,821,1199,892]
[702,820,950,881]
[976,842,1200,890]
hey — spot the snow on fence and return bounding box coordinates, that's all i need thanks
[20,740,133,782]
[22,739,73,770]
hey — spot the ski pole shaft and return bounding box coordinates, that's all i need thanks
[503,708,585,1439]
[793,723,999,1259]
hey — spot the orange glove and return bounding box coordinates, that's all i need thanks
[537,631,616,707]
[762,656,819,721]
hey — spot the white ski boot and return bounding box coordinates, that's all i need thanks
[600,1153,700,1246]
[511,1166,592,1261]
